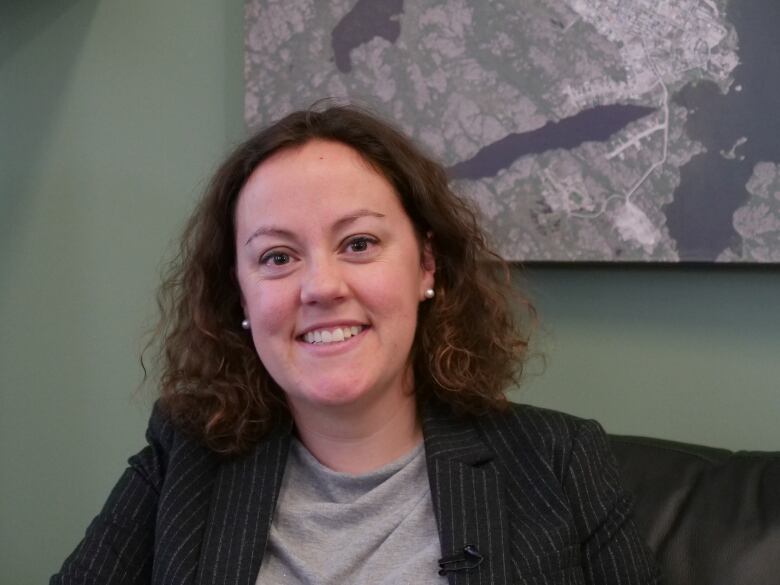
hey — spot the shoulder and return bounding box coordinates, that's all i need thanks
[128,401,218,488]
[477,401,601,448]
[475,402,610,482]
[143,401,186,460]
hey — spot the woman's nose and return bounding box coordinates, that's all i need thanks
[299,255,347,305]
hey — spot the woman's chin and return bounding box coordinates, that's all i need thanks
[287,384,370,412]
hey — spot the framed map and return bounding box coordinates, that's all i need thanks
[244,0,780,263]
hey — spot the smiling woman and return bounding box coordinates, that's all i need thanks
[51,104,661,584]
[234,140,435,471]
[148,104,527,459]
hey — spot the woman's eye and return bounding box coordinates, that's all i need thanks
[261,251,290,266]
[345,236,375,253]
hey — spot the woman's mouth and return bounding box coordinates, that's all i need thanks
[301,325,366,345]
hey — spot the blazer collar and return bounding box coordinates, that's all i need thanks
[195,420,292,585]
[421,399,512,585]
[421,398,495,466]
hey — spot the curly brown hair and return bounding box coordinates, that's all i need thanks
[149,103,534,455]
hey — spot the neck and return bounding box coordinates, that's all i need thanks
[289,386,422,474]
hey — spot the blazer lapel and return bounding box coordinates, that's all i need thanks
[195,426,291,585]
[422,401,512,585]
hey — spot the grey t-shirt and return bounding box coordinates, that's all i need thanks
[256,437,447,584]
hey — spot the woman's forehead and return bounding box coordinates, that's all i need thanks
[235,140,411,236]
[258,138,376,177]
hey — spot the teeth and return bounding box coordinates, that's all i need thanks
[303,325,364,344]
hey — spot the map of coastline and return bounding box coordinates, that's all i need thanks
[447,104,656,180]
[245,0,780,262]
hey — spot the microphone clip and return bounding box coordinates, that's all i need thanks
[438,544,484,575]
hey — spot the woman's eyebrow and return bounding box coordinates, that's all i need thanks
[244,226,296,246]
[244,209,386,246]
[332,209,386,231]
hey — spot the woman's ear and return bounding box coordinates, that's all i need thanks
[233,266,247,313]
[422,241,436,274]
[420,232,436,292]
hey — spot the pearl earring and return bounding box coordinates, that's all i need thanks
[424,288,435,299]
[241,319,250,330]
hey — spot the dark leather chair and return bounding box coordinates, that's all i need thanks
[610,435,780,585]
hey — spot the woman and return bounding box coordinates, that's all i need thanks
[52,105,660,584]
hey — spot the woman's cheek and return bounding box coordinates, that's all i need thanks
[250,280,298,332]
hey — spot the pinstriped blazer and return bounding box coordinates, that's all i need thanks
[51,400,661,585]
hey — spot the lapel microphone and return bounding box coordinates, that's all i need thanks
[438,544,484,575]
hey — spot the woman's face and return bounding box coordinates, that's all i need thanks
[234,139,435,417]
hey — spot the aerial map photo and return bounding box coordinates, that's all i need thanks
[244,0,780,262]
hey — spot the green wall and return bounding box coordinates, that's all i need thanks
[1,1,778,583]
